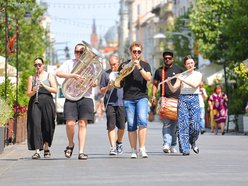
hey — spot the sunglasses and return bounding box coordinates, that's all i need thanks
[164,57,172,60]
[75,50,84,54]
[34,63,43,67]
[132,50,142,54]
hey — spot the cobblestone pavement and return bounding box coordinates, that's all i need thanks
[0,118,248,186]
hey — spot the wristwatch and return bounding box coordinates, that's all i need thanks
[139,67,143,71]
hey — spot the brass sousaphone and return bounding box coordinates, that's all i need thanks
[62,41,103,101]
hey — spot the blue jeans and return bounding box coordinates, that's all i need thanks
[199,107,205,130]
[161,118,177,147]
[124,98,148,131]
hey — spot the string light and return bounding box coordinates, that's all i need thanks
[42,1,119,9]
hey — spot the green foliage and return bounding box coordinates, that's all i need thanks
[0,97,13,126]
[0,1,48,107]
[189,0,232,62]
[0,79,15,106]
[228,62,248,114]
[189,0,248,114]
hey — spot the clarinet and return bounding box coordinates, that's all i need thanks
[34,71,40,104]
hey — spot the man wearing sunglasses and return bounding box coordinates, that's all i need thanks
[56,43,96,160]
[151,51,183,154]
[118,41,152,159]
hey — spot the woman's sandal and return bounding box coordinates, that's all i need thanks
[44,150,51,158]
[64,144,74,158]
[32,153,41,159]
[78,153,88,160]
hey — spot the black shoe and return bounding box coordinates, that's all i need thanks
[201,130,206,134]
[222,131,225,135]
[182,152,190,156]
[192,145,199,154]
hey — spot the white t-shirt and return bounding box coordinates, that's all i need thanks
[57,59,93,98]
[198,88,207,108]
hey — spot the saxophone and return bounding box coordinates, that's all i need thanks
[62,41,103,101]
[112,59,138,88]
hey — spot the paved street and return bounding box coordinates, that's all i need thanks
[0,117,248,186]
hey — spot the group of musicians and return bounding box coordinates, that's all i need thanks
[27,41,203,159]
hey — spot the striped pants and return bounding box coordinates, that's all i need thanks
[178,94,200,154]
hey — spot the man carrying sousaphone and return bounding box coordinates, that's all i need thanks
[151,51,183,154]
[56,43,98,160]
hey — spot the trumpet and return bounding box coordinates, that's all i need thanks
[158,67,195,86]
[111,58,139,88]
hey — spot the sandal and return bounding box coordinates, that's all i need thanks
[78,153,88,160]
[44,150,51,158]
[32,153,41,159]
[64,144,74,158]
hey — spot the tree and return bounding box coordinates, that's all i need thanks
[189,0,232,62]
[189,0,248,114]
[0,1,48,106]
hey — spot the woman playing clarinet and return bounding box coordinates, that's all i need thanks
[166,55,202,156]
[27,57,58,159]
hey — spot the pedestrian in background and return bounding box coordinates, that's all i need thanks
[56,43,96,160]
[151,51,183,154]
[100,54,125,155]
[27,57,58,159]
[199,81,208,134]
[166,55,202,156]
[208,85,228,135]
[118,41,152,158]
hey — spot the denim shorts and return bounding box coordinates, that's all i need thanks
[124,98,148,131]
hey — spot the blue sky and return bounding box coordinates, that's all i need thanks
[42,0,120,61]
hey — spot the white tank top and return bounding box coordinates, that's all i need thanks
[180,71,201,94]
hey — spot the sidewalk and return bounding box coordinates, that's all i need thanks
[0,118,248,186]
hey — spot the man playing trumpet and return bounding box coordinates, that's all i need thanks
[118,42,152,159]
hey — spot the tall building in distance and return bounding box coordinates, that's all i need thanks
[90,18,99,49]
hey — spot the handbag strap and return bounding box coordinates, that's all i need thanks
[161,67,166,97]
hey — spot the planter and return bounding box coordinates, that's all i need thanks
[238,115,248,134]
[0,126,5,154]
[16,114,27,143]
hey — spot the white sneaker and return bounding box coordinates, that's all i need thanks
[139,148,148,158]
[131,149,137,159]
[163,144,171,153]
[170,146,177,153]
[109,147,117,155]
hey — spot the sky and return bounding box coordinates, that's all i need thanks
[41,0,120,61]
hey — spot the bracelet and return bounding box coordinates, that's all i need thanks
[139,68,143,71]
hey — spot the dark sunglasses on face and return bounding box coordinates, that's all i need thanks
[75,50,84,54]
[132,50,142,54]
[164,57,172,60]
[34,63,42,67]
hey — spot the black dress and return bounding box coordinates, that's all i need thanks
[27,75,56,150]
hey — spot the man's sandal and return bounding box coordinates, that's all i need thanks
[44,150,51,158]
[64,144,74,158]
[32,153,41,159]
[78,153,88,160]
